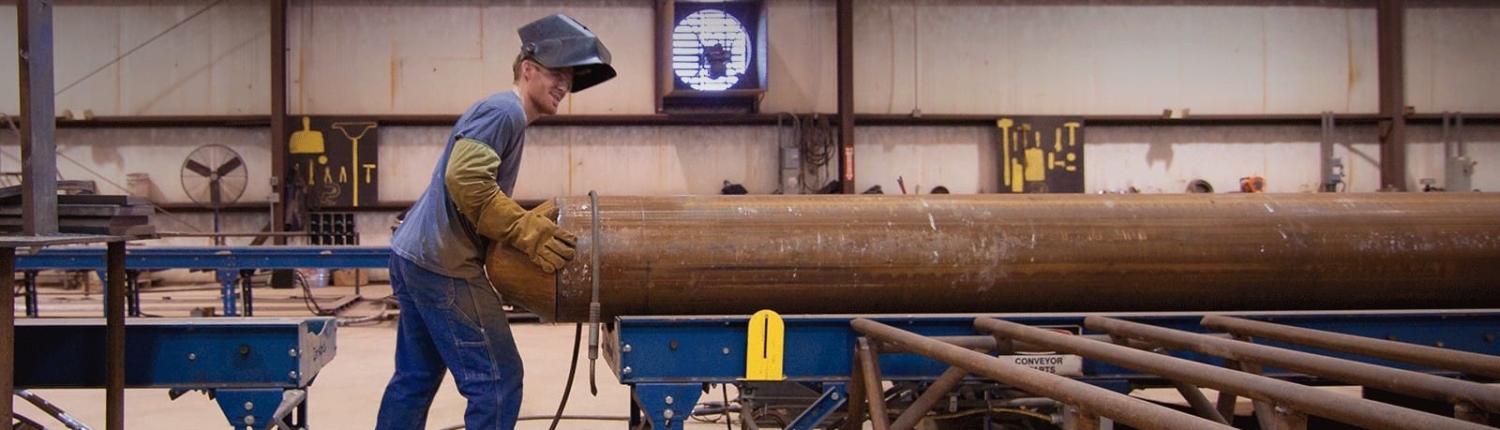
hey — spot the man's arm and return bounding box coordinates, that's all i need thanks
[446,138,576,273]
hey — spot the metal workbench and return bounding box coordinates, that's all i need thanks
[15,246,392,317]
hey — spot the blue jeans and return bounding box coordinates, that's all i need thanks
[375,255,523,430]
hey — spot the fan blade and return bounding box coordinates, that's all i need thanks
[210,179,222,206]
[185,160,214,177]
[216,157,243,177]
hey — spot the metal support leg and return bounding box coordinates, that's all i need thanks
[1065,405,1100,430]
[844,348,868,430]
[1,247,15,427]
[124,270,140,317]
[1173,381,1230,425]
[22,271,37,317]
[217,270,238,316]
[891,366,968,430]
[1222,346,1308,430]
[632,384,704,429]
[240,269,255,316]
[1455,402,1489,424]
[216,388,301,429]
[785,383,847,430]
[1215,359,1242,420]
[856,338,890,430]
[105,241,125,430]
[628,392,642,429]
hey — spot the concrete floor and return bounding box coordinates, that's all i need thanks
[11,281,736,430]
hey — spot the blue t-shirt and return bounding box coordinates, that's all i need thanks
[391,90,527,279]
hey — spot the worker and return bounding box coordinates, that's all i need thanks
[375,13,615,430]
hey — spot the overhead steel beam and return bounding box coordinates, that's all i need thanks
[19,0,58,235]
[270,0,289,244]
[837,0,855,193]
[1378,0,1407,190]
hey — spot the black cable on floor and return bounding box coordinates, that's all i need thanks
[549,323,585,430]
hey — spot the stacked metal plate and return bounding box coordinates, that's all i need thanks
[0,193,155,236]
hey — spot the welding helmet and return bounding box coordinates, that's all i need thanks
[519,13,616,93]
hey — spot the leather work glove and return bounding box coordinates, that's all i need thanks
[505,200,577,273]
[473,195,576,273]
[446,138,577,273]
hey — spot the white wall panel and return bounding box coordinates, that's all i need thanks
[391,5,487,114]
[1264,7,1366,113]
[53,5,120,116]
[762,0,838,113]
[1004,6,1097,115]
[376,126,447,202]
[1175,7,1266,114]
[1408,7,1500,113]
[562,126,680,195]
[208,1,271,115]
[0,127,270,204]
[854,126,996,194]
[915,2,1010,114]
[119,3,212,115]
[294,3,396,114]
[1084,125,1384,193]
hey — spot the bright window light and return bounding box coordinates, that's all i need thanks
[671,9,751,91]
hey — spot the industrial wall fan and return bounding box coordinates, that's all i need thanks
[181,144,247,207]
[181,144,247,242]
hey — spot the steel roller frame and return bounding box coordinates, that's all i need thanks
[16,246,391,317]
[608,310,1500,429]
[12,317,336,430]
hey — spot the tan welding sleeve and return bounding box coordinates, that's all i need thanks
[446,138,576,272]
[446,138,516,240]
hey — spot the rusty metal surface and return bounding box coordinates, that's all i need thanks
[1,250,14,426]
[486,193,1500,322]
[889,366,968,430]
[1202,315,1500,379]
[1088,316,1500,414]
[975,317,1493,430]
[852,318,1236,430]
[106,241,125,430]
[855,338,891,430]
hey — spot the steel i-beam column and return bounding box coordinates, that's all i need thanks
[19,0,58,235]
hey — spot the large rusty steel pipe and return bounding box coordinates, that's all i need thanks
[486,193,1500,323]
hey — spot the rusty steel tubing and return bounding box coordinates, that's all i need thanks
[850,318,1237,430]
[0,249,14,427]
[856,338,891,430]
[1088,316,1500,414]
[890,366,969,430]
[106,241,126,430]
[976,317,1493,430]
[1202,315,1500,379]
[486,193,1500,323]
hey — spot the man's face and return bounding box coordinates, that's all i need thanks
[525,60,574,116]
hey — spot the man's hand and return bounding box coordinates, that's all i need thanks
[505,200,577,273]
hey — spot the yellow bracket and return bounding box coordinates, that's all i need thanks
[742,309,787,381]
